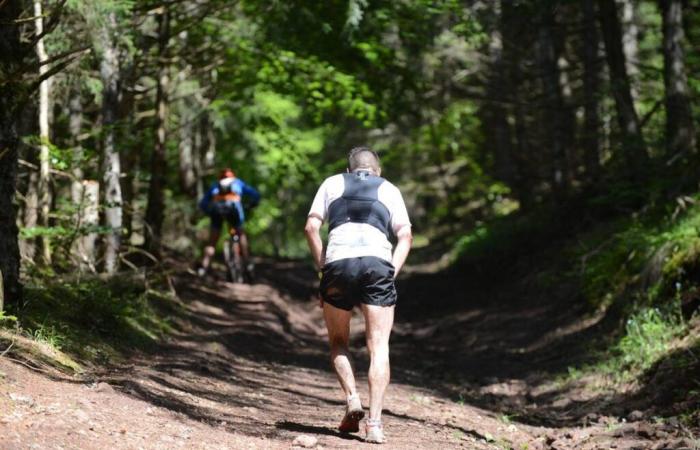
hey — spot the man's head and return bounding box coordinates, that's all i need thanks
[219,168,235,179]
[347,147,381,175]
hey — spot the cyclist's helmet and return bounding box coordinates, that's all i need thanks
[220,168,235,179]
[218,168,236,192]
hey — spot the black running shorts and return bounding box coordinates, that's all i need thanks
[320,256,397,311]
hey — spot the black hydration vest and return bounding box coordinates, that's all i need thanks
[327,171,392,239]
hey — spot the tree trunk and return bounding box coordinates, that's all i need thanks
[200,113,216,194]
[582,0,602,181]
[100,12,123,274]
[144,8,170,257]
[178,99,197,196]
[482,2,516,187]
[69,90,84,204]
[659,0,696,163]
[22,167,39,261]
[537,8,569,200]
[0,1,26,308]
[35,0,52,264]
[501,0,535,209]
[72,180,100,271]
[618,0,640,101]
[597,0,648,174]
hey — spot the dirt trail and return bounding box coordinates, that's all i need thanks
[1,260,697,449]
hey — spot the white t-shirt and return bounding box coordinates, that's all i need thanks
[308,173,411,265]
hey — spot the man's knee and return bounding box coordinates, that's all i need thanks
[367,340,390,359]
[329,335,350,352]
[204,245,216,257]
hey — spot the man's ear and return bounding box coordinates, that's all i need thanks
[377,168,382,176]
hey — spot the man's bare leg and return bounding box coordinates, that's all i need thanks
[239,230,250,260]
[360,304,394,422]
[323,302,358,398]
[200,228,220,270]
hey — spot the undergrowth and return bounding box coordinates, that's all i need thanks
[2,270,181,370]
[454,192,700,387]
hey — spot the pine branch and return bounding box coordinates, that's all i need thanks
[27,49,90,93]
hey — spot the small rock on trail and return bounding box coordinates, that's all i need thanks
[292,434,318,448]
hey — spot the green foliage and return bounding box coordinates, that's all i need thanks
[0,310,18,325]
[614,306,684,373]
[19,275,176,363]
[563,303,686,384]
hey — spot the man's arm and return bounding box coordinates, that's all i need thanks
[198,184,215,212]
[391,224,412,278]
[241,181,261,206]
[304,215,324,271]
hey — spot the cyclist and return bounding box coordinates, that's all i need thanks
[197,168,260,278]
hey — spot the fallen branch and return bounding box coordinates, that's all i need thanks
[0,340,14,357]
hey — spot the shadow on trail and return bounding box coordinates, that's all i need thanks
[275,421,366,442]
[102,256,695,443]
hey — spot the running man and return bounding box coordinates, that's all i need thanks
[304,147,412,444]
[198,168,260,277]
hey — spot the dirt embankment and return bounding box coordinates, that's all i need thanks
[1,259,698,449]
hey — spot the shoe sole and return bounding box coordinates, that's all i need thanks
[338,409,365,433]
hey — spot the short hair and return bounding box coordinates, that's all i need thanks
[347,147,380,173]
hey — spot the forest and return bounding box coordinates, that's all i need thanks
[1,0,699,448]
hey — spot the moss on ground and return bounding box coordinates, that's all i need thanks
[1,271,182,372]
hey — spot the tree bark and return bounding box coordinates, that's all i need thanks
[144,8,170,257]
[201,113,216,188]
[100,12,123,274]
[0,1,26,308]
[34,0,52,264]
[501,0,535,209]
[69,90,84,204]
[178,99,197,196]
[619,0,640,100]
[537,8,569,200]
[597,0,648,174]
[659,0,697,163]
[582,0,602,181]
[482,2,516,188]
[72,180,100,271]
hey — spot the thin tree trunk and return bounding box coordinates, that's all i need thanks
[537,8,569,200]
[100,12,123,274]
[22,168,39,261]
[69,91,84,204]
[202,113,216,177]
[501,0,535,209]
[193,112,204,201]
[483,2,516,187]
[144,8,170,257]
[618,0,640,101]
[73,181,100,271]
[598,0,648,174]
[0,1,26,308]
[35,0,52,264]
[178,99,197,196]
[582,0,602,181]
[659,0,697,163]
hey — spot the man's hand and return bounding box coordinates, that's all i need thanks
[304,215,324,271]
[391,225,413,278]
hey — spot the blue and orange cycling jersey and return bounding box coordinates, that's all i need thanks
[199,177,260,224]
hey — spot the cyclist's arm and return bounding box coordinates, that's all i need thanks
[198,185,215,213]
[241,182,261,207]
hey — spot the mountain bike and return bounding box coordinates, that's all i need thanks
[222,227,253,284]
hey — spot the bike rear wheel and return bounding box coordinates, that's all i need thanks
[224,236,244,283]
